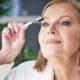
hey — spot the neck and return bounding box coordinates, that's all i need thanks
[48,53,80,80]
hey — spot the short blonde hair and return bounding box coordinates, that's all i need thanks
[34,0,80,72]
[42,0,80,16]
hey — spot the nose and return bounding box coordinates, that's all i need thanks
[47,24,58,35]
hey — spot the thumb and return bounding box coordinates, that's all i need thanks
[18,23,26,45]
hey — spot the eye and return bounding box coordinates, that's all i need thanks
[60,21,71,26]
[41,22,49,27]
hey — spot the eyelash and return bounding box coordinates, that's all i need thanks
[60,21,71,26]
[41,22,49,27]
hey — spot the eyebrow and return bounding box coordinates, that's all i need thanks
[42,17,49,19]
[43,15,72,20]
[45,15,72,21]
[59,15,72,19]
[40,17,49,22]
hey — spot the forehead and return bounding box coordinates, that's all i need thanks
[43,3,79,19]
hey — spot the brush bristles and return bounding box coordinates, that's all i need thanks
[36,17,44,22]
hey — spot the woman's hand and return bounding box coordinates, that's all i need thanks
[0,22,26,64]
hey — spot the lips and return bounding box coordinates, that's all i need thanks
[45,39,61,44]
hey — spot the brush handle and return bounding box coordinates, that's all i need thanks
[23,21,33,29]
[23,17,43,30]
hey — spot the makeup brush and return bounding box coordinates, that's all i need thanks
[23,17,44,29]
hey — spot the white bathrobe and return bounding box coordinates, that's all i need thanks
[0,60,54,80]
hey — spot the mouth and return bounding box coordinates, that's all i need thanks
[45,39,61,45]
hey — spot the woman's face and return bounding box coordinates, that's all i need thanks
[38,3,80,60]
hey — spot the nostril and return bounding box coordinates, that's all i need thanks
[48,30,57,34]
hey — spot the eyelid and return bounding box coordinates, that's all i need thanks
[41,20,48,25]
[59,16,71,23]
[41,22,49,27]
[60,20,70,23]
[59,17,71,24]
[41,19,48,23]
[60,21,71,25]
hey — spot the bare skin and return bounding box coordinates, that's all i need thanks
[0,2,80,80]
[39,3,80,80]
[0,22,26,64]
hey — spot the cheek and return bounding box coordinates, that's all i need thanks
[62,30,80,56]
[38,30,46,46]
[38,30,51,58]
[65,30,80,46]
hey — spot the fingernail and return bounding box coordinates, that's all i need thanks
[15,28,18,32]
[13,22,19,32]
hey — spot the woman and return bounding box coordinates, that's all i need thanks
[0,0,80,80]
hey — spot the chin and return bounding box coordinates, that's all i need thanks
[41,44,63,59]
[42,49,62,59]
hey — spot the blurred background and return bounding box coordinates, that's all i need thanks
[0,0,50,66]
[0,0,80,66]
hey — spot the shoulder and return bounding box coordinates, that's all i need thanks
[8,60,36,77]
[6,60,37,80]
[7,60,54,80]
[15,60,36,70]
[18,60,36,67]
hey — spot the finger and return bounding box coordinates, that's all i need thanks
[12,22,19,33]
[2,27,11,38]
[8,22,15,35]
[18,23,26,44]
[8,22,20,41]
[2,27,12,47]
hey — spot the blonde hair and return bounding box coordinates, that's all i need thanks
[42,0,80,16]
[34,0,80,72]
